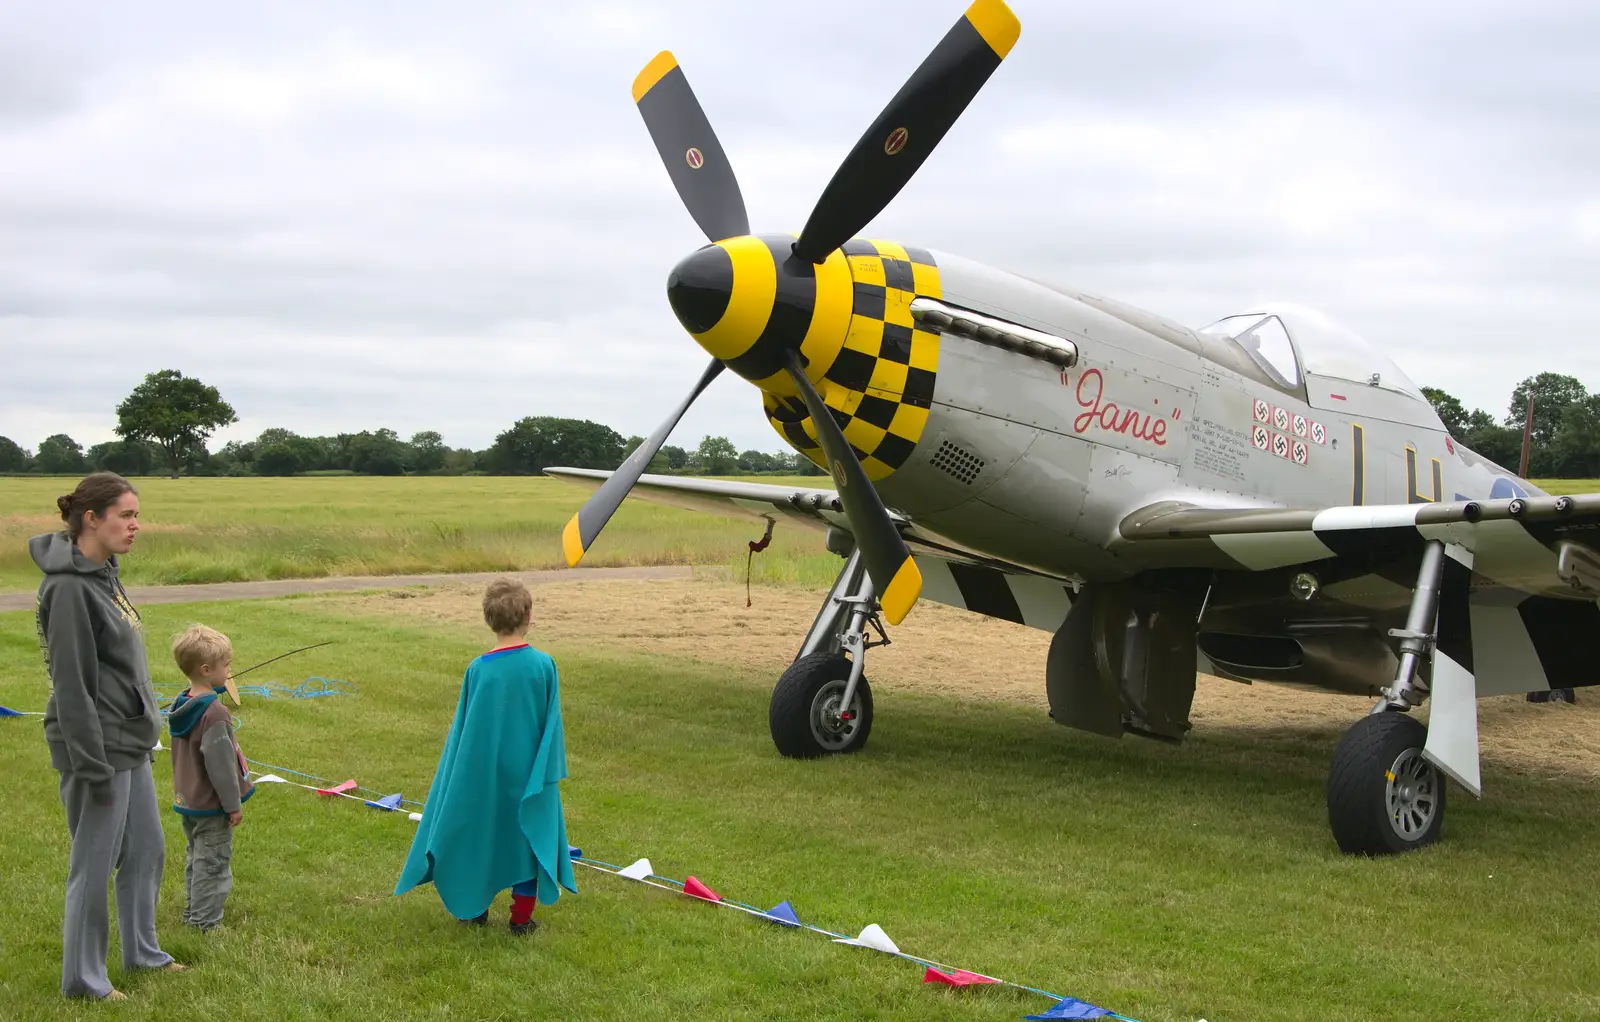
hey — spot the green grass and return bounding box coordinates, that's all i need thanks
[7,475,1595,597]
[2,596,1597,1020]
[0,475,843,593]
[1530,479,1600,496]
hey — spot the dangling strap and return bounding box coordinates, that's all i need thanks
[746,518,775,608]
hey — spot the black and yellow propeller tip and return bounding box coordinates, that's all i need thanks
[562,512,586,567]
[965,0,1021,59]
[881,557,923,626]
[632,50,679,103]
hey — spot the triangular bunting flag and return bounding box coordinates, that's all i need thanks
[152,740,164,751]
[568,846,583,859]
[315,779,357,795]
[763,900,801,927]
[407,812,423,822]
[834,923,899,954]
[365,793,403,811]
[618,858,653,881]
[1024,996,1111,1019]
[923,967,1001,987]
[683,876,721,902]
[0,706,24,717]
[253,774,289,784]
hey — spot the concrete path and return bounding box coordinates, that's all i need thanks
[0,565,696,613]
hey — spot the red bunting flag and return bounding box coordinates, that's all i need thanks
[683,876,721,902]
[316,779,357,795]
[923,967,1001,987]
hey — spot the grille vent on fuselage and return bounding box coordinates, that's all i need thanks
[931,439,984,485]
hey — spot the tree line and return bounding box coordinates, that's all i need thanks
[0,370,825,479]
[1422,372,1600,479]
[5,368,1595,481]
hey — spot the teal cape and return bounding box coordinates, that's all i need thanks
[394,644,576,918]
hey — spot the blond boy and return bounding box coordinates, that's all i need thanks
[167,624,254,931]
[394,578,576,932]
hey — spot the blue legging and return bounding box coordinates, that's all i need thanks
[511,879,537,899]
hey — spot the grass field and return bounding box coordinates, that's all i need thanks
[2,592,1597,1021]
[6,475,1595,597]
[0,475,843,593]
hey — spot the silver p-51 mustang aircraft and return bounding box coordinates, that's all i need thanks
[548,0,1600,856]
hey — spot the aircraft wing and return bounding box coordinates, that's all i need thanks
[543,467,1080,631]
[543,467,862,534]
[1114,494,1600,599]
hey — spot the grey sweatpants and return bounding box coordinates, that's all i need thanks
[58,759,173,998]
[180,814,233,929]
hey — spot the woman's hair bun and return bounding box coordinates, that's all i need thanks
[56,494,74,520]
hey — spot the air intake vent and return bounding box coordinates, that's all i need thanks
[931,439,984,485]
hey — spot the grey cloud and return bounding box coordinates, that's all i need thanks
[1,0,1597,456]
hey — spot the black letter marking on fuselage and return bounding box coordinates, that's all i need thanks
[1406,446,1442,504]
[1351,423,1365,506]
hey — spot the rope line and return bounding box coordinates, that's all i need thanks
[219,747,1145,1020]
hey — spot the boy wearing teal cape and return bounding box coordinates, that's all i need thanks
[395,578,576,933]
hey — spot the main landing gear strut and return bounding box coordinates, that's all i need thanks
[1327,540,1460,855]
[769,545,888,757]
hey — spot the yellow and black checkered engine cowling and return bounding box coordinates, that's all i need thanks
[763,239,942,482]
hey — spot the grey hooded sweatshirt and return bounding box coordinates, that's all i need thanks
[30,531,162,799]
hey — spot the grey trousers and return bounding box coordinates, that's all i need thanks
[180,814,233,930]
[58,759,173,998]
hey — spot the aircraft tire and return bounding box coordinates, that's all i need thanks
[769,651,873,758]
[1326,711,1446,856]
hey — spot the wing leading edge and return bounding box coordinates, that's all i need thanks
[1115,494,1600,599]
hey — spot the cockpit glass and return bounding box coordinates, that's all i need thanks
[1199,314,1300,388]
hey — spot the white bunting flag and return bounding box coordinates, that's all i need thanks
[618,858,654,881]
[834,923,899,954]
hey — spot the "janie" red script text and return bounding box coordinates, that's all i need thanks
[1072,368,1169,446]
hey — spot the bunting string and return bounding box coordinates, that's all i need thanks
[152,676,357,709]
[569,856,1138,1020]
[233,754,1146,1021]
[245,758,424,810]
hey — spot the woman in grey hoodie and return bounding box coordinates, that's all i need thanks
[32,472,187,1001]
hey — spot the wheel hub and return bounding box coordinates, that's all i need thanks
[809,680,861,750]
[1385,748,1440,841]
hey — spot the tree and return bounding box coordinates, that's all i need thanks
[35,434,87,474]
[410,431,447,474]
[1505,372,1586,475]
[255,443,307,476]
[114,369,238,478]
[255,427,300,447]
[695,435,738,475]
[1549,396,1600,479]
[346,428,410,476]
[442,448,479,475]
[662,445,689,471]
[1421,387,1470,436]
[0,436,30,473]
[1460,425,1523,473]
[87,440,158,476]
[485,417,626,475]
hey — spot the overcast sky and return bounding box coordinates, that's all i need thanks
[2,0,1597,456]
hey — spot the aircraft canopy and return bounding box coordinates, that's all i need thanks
[1198,302,1429,402]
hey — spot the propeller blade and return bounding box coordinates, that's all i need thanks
[791,0,1020,264]
[632,51,751,243]
[782,353,921,625]
[562,358,726,566]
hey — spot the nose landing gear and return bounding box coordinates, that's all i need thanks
[770,546,886,758]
